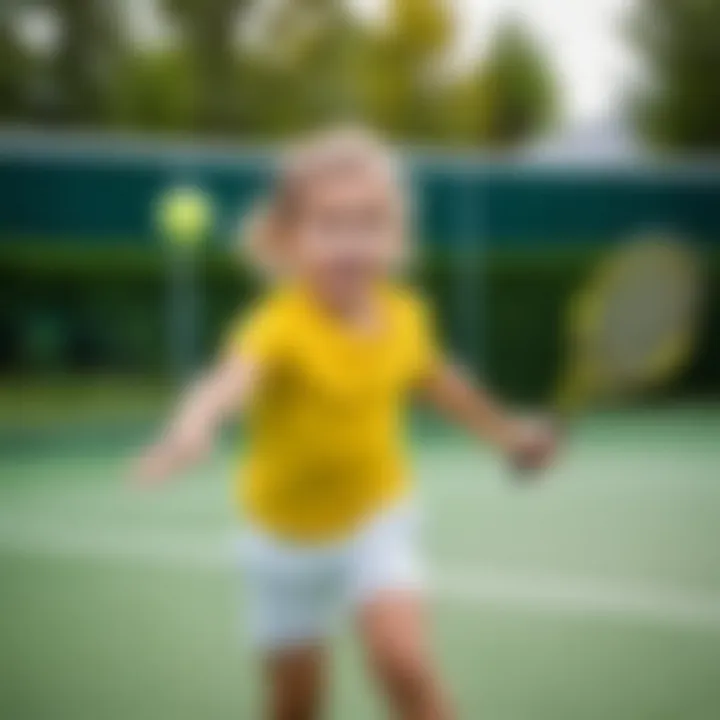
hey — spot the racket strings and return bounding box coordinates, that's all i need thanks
[565,237,705,401]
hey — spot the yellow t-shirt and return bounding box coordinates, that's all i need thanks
[227,283,439,542]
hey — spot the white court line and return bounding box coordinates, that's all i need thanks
[438,569,720,632]
[1,526,720,633]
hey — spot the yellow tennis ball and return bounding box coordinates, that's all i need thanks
[155,186,213,245]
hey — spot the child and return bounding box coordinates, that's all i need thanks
[135,128,556,720]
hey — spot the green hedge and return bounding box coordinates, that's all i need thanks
[1,242,718,403]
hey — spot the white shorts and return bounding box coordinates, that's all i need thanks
[239,503,423,650]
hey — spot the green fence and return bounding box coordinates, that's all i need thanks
[1,132,719,402]
[2,132,720,247]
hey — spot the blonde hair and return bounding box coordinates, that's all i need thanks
[239,127,409,277]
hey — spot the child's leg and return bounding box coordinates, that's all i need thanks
[240,529,348,720]
[351,504,454,720]
[357,590,453,720]
[264,644,327,720]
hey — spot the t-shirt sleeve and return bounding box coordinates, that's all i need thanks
[224,298,288,365]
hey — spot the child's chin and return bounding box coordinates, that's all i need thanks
[329,266,377,288]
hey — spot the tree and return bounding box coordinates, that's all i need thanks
[360,0,455,140]
[251,0,367,132]
[459,17,557,148]
[161,0,250,133]
[253,0,457,140]
[630,0,720,150]
[389,0,452,59]
[112,48,195,132]
[48,0,125,124]
[0,6,31,120]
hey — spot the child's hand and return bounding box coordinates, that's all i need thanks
[507,416,559,473]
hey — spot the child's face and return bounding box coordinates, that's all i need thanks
[290,167,400,298]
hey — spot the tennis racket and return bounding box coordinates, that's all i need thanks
[516,233,706,472]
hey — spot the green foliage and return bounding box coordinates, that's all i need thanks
[112,49,195,131]
[1,0,561,146]
[364,0,454,140]
[161,0,250,133]
[45,0,126,124]
[630,0,720,150]
[388,0,453,59]
[458,18,558,147]
[0,16,31,120]
[257,0,365,128]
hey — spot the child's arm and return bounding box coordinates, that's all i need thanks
[419,361,556,469]
[132,353,260,484]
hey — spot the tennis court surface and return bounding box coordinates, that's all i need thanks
[1,408,719,719]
